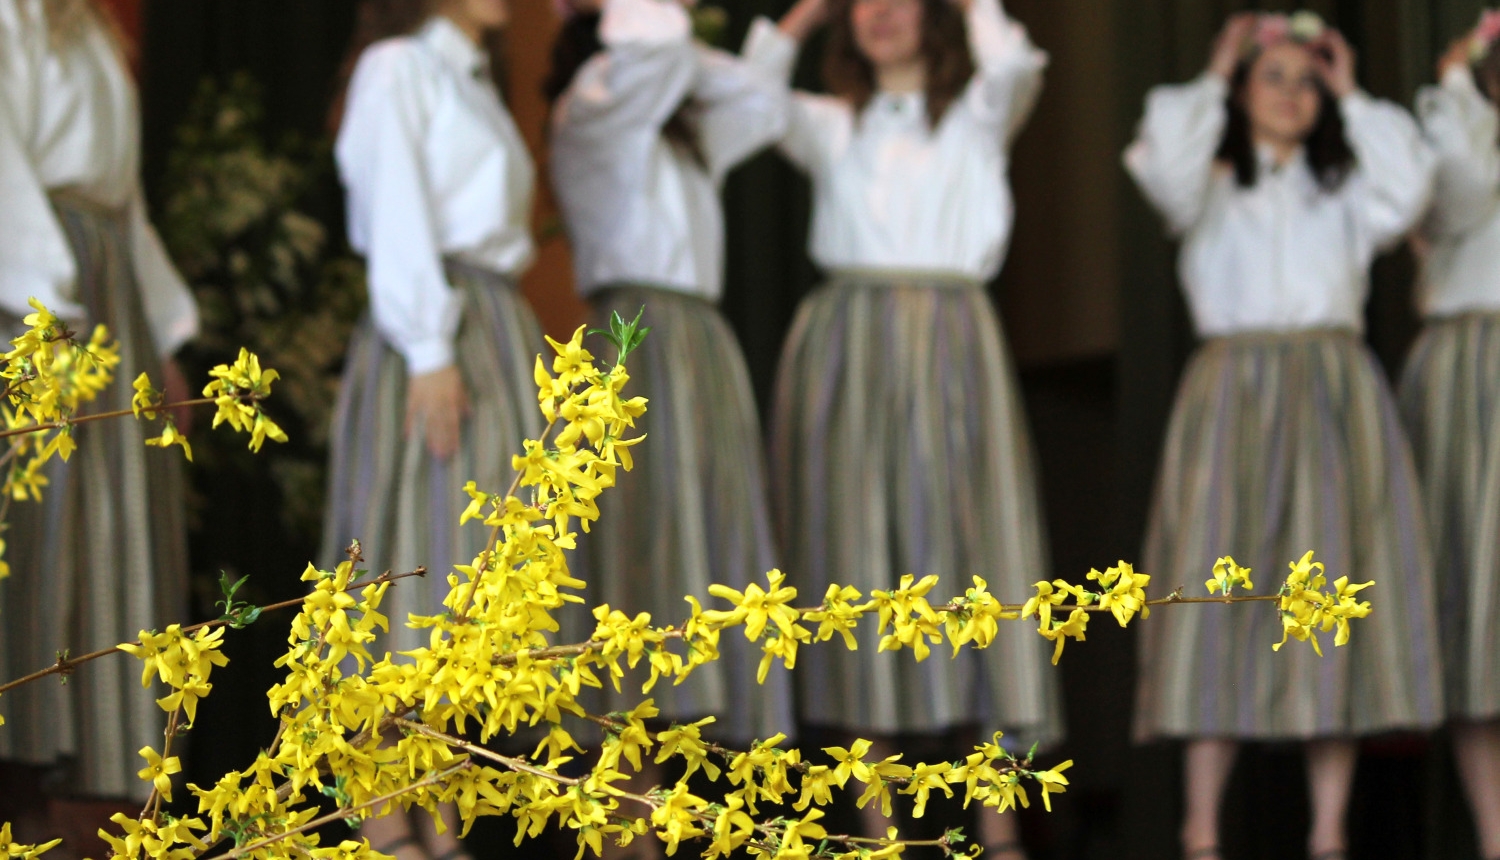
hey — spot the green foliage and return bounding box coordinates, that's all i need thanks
[156,73,364,541]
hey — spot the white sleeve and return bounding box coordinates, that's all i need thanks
[1123,75,1229,236]
[0,7,85,325]
[1418,67,1500,239]
[1341,90,1436,252]
[741,17,846,174]
[338,44,460,375]
[691,45,788,182]
[551,0,697,146]
[962,0,1047,145]
[127,189,198,356]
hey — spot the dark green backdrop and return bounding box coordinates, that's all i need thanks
[139,2,1489,858]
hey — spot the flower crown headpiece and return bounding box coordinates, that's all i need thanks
[1241,11,1328,58]
[1468,9,1500,64]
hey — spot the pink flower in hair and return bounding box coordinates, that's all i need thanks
[1245,11,1327,57]
[553,0,577,18]
[1472,9,1500,62]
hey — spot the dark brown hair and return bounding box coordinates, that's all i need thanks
[822,0,975,130]
[543,12,704,166]
[1473,49,1500,105]
[1215,52,1355,192]
[328,0,510,132]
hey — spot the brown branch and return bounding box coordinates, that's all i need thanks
[0,398,216,440]
[216,759,473,860]
[0,568,427,696]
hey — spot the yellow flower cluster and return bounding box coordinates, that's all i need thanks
[1205,556,1253,596]
[0,301,287,581]
[1020,563,1151,664]
[121,624,231,728]
[1,300,119,510]
[202,348,288,453]
[0,318,1380,860]
[1274,551,1374,655]
[0,822,60,860]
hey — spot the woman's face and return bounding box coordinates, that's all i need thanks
[1243,42,1323,149]
[440,0,509,33]
[850,0,924,70]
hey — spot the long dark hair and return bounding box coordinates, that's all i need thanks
[822,0,974,130]
[328,0,510,132]
[544,12,703,165]
[1474,48,1500,105]
[1216,53,1355,191]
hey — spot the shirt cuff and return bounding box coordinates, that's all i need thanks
[1443,64,1479,94]
[743,16,798,81]
[404,337,457,376]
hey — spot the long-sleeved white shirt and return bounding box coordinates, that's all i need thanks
[549,0,787,301]
[0,0,197,355]
[1125,74,1434,337]
[742,0,1046,281]
[1416,66,1500,318]
[337,15,535,375]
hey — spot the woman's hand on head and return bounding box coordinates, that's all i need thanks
[1314,29,1357,98]
[1209,13,1257,81]
[779,0,828,43]
[1438,34,1473,81]
[405,364,471,461]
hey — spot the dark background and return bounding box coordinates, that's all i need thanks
[132,0,1484,857]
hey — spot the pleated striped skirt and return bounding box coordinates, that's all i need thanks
[0,194,188,800]
[769,272,1062,747]
[573,286,794,745]
[1136,330,1444,740]
[1399,312,1500,722]
[320,263,545,658]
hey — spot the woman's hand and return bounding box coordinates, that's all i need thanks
[1438,34,1473,82]
[778,0,827,43]
[1208,13,1257,81]
[161,357,194,435]
[1314,29,1357,98]
[405,365,471,461]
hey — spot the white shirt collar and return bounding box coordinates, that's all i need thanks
[1255,141,1308,179]
[418,16,489,80]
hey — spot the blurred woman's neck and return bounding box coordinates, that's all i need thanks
[1252,131,1302,168]
[876,58,926,95]
[438,10,485,45]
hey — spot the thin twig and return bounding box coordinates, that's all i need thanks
[216,760,473,860]
[0,398,216,440]
[0,568,427,696]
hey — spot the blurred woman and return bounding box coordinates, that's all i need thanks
[1126,13,1443,860]
[0,0,197,804]
[323,0,541,855]
[745,0,1060,853]
[1404,13,1500,860]
[546,0,794,790]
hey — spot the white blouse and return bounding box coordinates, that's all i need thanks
[337,16,535,375]
[1416,67,1500,319]
[550,0,786,301]
[0,0,197,355]
[742,0,1046,281]
[1125,74,1434,337]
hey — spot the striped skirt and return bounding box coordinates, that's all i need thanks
[1135,330,1444,740]
[573,286,794,745]
[1399,312,1500,721]
[320,263,544,658]
[0,194,188,800]
[769,273,1062,747]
